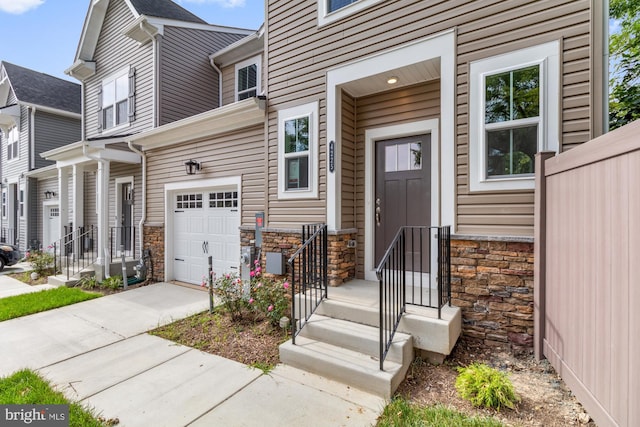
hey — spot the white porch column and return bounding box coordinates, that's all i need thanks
[96,160,110,277]
[72,164,85,254]
[58,167,70,240]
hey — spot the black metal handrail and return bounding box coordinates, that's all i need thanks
[376,225,451,370]
[288,223,328,344]
[51,225,97,280]
[109,226,136,259]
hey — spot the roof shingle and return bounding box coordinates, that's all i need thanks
[129,0,208,24]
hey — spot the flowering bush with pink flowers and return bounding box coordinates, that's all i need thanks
[248,260,290,326]
[211,272,247,320]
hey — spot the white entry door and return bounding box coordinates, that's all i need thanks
[43,205,61,251]
[173,189,240,284]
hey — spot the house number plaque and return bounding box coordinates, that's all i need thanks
[329,140,335,173]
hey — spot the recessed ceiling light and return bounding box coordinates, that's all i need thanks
[387,76,399,85]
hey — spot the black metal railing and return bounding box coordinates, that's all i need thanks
[376,225,451,370]
[52,225,97,280]
[288,224,328,344]
[1,228,16,245]
[110,226,136,259]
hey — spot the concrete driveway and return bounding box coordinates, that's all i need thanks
[0,282,384,426]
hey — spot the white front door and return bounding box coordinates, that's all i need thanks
[173,189,240,284]
[44,205,61,250]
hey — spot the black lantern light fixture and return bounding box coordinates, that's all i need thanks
[184,159,201,175]
[44,190,56,199]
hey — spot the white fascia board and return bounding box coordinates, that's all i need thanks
[20,102,81,120]
[123,15,160,44]
[0,104,20,130]
[65,59,96,80]
[210,30,264,67]
[41,140,85,160]
[129,98,265,150]
[74,0,109,63]
[95,148,141,164]
[145,17,254,35]
[24,164,58,179]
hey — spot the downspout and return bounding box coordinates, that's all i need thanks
[83,143,111,278]
[209,58,223,107]
[127,140,145,260]
[29,106,36,170]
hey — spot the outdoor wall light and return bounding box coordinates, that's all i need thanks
[184,159,201,175]
[387,76,399,85]
[44,190,56,199]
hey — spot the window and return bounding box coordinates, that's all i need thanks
[1,189,6,219]
[19,188,24,218]
[385,142,422,172]
[278,101,319,199]
[6,126,18,161]
[176,193,203,209]
[209,191,238,209]
[98,67,135,132]
[235,56,261,102]
[469,41,559,192]
[318,0,383,26]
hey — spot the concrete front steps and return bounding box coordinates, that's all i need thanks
[279,313,413,399]
[279,280,462,398]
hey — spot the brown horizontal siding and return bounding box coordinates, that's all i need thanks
[267,0,595,237]
[341,92,356,229]
[145,125,265,226]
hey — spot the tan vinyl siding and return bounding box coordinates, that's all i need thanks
[341,91,356,228]
[354,82,440,278]
[267,0,596,237]
[145,125,265,226]
[158,27,246,125]
[84,0,153,138]
[221,64,236,106]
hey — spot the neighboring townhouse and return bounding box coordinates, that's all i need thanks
[0,61,81,252]
[41,0,253,280]
[132,0,608,359]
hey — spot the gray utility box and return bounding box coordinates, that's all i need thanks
[266,252,285,275]
[240,246,255,281]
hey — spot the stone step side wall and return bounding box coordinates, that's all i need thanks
[450,238,534,355]
[143,223,165,282]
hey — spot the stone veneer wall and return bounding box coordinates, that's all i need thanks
[450,236,534,355]
[252,227,357,286]
[143,223,165,282]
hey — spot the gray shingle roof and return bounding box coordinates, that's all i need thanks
[2,62,80,114]
[129,0,208,24]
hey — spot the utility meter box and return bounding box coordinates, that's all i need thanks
[255,212,264,247]
[240,246,255,281]
[266,252,285,275]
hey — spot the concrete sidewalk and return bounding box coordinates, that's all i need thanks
[0,273,56,299]
[1,282,385,426]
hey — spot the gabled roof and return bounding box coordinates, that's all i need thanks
[128,0,207,24]
[0,61,81,114]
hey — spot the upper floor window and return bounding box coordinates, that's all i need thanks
[98,67,136,133]
[318,0,383,26]
[469,41,559,192]
[6,126,18,161]
[278,101,319,200]
[235,56,261,102]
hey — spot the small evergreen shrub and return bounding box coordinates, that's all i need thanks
[455,363,520,411]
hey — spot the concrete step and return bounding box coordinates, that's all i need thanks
[314,298,379,327]
[300,314,412,365]
[279,335,408,399]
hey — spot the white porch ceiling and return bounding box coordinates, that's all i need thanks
[339,57,441,98]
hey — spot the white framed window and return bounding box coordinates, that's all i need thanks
[19,187,24,218]
[235,55,261,101]
[277,101,319,200]
[318,0,384,26]
[469,41,559,192]
[98,67,135,133]
[1,188,6,219]
[6,126,18,161]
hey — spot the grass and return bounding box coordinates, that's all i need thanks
[0,287,100,321]
[0,369,113,426]
[377,398,504,427]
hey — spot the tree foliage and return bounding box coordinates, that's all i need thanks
[609,0,640,129]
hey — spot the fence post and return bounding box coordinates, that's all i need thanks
[534,151,555,361]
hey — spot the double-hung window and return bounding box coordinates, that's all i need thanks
[235,56,261,101]
[318,0,383,26]
[469,41,560,192]
[98,67,135,132]
[6,126,18,161]
[278,101,319,199]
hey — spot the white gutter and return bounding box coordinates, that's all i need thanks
[127,140,146,260]
[20,102,81,120]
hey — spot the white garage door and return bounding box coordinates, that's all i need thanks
[173,189,240,284]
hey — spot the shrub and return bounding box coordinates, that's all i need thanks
[26,250,54,276]
[250,274,289,327]
[212,272,247,320]
[455,363,520,411]
[77,275,99,290]
[101,275,123,291]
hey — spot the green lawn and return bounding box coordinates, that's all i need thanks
[0,287,100,321]
[0,369,111,426]
[377,398,504,427]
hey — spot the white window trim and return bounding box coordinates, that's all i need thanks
[277,101,319,200]
[6,126,18,163]
[469,41,560,192]
[1,188,6,220]
[101,67,130,135]
[317,0,384,27]
[234,55,261,102]
[19,184,24,218]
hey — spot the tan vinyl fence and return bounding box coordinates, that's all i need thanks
[534,120,640,427]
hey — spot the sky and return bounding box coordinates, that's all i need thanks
[0,0,265,82]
